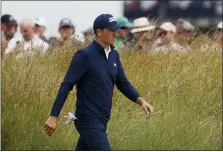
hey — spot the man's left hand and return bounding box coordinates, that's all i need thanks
[136,97,153,119]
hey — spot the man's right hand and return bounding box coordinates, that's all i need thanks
[44,116,57,136]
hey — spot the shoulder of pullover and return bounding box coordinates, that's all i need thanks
[81,43,120,60]
[81,43,100,58]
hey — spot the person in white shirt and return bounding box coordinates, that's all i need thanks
[152,22,187,53]
[4,17,49,58]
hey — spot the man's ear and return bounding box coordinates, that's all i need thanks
[96,29,102,36]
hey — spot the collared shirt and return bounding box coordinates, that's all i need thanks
[50,40,140,123]
[104,46,111,59]
[94,39,111,59]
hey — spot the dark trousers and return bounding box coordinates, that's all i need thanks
[74,120,111,151]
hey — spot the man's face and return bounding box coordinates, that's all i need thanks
[59,26,75,41]
[34,24,46,37]
[20,26,34,41]
[97,28,117,45]
[4,25,17,39]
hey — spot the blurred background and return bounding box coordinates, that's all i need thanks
[123,0,222,27]
[2,1,123,38]
[2,0,222,38]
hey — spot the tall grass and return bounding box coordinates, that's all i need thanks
[1,39,222,150]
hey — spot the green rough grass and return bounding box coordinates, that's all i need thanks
[1,42,222,150]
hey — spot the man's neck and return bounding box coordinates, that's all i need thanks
[95,38,110,50]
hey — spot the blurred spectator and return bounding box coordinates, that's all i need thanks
[1,14,11,40]
[175,18,199,45]
[5,17,49,58]
[83,27,94,44]
[130,17,156,50]
[216,21,222,41]
[152,22,187,53]
[1,14,19,55]
[48,36,58,46]
[114,16,133,49]
[1,14,18,41]
[207,21,222,41]
[34,17,48,42]
[57,18,78,46]
[196,21,222,52]
[176,18,195,34]
[48,18,83,47]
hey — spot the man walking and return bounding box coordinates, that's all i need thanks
[44,14,153,151]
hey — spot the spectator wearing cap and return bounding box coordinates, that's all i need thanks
[152,22,187,53]
[57,18,76,45]
[34,17,48,42]
[83,27,94,44]
[130,17,156,51]
[4,17,49,58]
[175,18,198,45]
[1,14,18,41]
[114,16,133,49]
[1,14,19,55]
[44,13,153,151]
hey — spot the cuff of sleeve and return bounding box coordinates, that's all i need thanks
[132,92,140,102]
[50,111,59,118]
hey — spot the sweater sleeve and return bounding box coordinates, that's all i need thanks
[115,53,140,102]
[50,50,89,117]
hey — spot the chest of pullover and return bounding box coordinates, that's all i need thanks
[75,42,119,122]
[50,40,140,123]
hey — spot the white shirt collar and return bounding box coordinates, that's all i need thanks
[104,46,111,59]
[94,39,111,59]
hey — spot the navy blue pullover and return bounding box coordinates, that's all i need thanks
[50,40,140,123]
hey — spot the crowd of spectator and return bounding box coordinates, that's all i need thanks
[1,14,222,58]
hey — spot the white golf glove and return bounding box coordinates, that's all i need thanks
[64,112,77,125]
